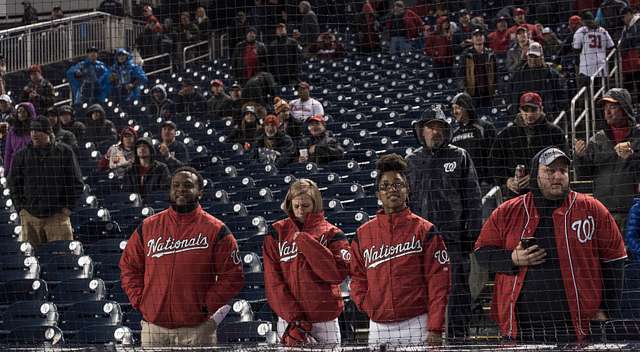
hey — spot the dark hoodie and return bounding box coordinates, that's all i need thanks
[148,85,175,120]
[491,111,567,197]
[123,137,171,196]
[297,129,344,165]
[84,104,118,147]
[406,106,482,246]
[450,93,497,185]
[575,88,640,214]
[59,106,86,141]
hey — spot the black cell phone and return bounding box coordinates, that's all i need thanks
[521,237,537,249]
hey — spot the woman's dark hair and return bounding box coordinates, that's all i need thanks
[172,166,204,190]
[375,153,409,185]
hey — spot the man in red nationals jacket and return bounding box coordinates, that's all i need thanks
[263,179,351,346]
[120,167,245,347]
[475,148,627,343]
[350,154,450,346]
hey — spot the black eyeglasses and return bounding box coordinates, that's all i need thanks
[378,182,407,192]
[522,106,539,113]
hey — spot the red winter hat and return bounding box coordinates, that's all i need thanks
[307,114,325,124]
[569,15,582,25]
[520,92,543,108]
[264,114,280,126]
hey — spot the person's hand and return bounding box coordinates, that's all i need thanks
[512,242,547,266]
[62,208,71,217]
[126,83,134,91]
[298,155,308,163]
[308,145,316,155]
[292,31,301,40]
[29,90,38,98]
[178,87,187,96]
[506,177,520,193]
[594,310,608,321]
[0,122,8,136]
[158,143,169,156]
[112,154,122,164]
[615,141,634,160]
[109,73,118,84]
[426,331,442,346]
[574,139,587,157]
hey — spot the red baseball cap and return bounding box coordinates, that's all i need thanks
[516,25,529,33]
[569,15,582,25]
[307,114,325,124]
[211,79,224,87]
[514,8,526,16]
[520,92,543,108]
[264,114,280,126]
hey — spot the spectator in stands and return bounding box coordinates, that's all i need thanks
[5,102,35,174]
[453,9,474,54]
[109,49,148,106]
[98,0,124,17]
[66,47,111,107]
[148,84,175,121]
[228,83,243,119]
[350,153,450,346]
[356,0,380,53]
[268,23,302,85]
[573,11,615,88]
[558,15,583,69]
[424,16,454,79]
[229,11,249,50]
[59,105,86,141]
[21,1,38,25]
[298,115,343,164]
[254,114,296,167]
[506,26,533,73]
[156,120,189,172]
[98,126,136,176]
[475,147,626,342]
[51,6,63,20]
[175,12,200,65]
[9,117,83,247]
[84,104,118,147]
[574,88,640,232]
[135,15,164,59]
[408,106,482,342]
[510,42,567,118]
[232,27,268,84]
[491,92,567,198]
[229,105,261,149]
[450,92,497,186]
[541,27,561,59]
[459,28,496,108]
[263,178,349,346]
[21,64,54,115]
[385,1,424,54]
[488,16,510,55]
[207,80,232,120]
[120,166,244,347]
[307,32,346,60]
[0,95,14,121]
[289,81,324,123]
[274,97,303,141]
[620,7,640,103]
[175,79,206,120]
[123,137,171,195]
[45,107,78,152]
[507,8,543,43]
[242,71,277,108]
[194,6,209,41]
[298,1,320,47]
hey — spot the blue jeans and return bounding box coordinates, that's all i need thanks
[389,36,411,55]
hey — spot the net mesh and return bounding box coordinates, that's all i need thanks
[0,0,639,349]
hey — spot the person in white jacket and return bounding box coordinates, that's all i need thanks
[289,81,324,123]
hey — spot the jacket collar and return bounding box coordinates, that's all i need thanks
[375,207,412,226]
[168,203,204,222]
[291,211,326,231]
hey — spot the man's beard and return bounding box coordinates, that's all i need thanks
[170,199,199,213]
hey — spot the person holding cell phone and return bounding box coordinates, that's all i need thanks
[475,147,627,343]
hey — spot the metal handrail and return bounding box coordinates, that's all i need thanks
[182,40,210,70]
[481,186,502,206]
[553,110,569,142]
[0,11,114,35]
[53,83,71,107]
[144,53,173,76]
[570,86,590,181]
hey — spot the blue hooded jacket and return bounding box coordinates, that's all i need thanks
[110,48,148,102]
[66,55,111,106]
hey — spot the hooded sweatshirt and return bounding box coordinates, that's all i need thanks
[123,137,171,196]
[450,93,497,184]
[84,104,118,146]
[5,102,36,173]
[110,48,148,102]
[148,85,175,120]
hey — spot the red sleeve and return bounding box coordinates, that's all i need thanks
[474,207,506,250]
[423,226,450,332]
[97,155,109,171]
[205,225,245,314]
[348,236,371,316]
[594,200,628,262]
[262,233,306,322]
[424,34,434,56]
[296,230,350,284]
[119,224,146,309]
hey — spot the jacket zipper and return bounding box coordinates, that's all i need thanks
[562,193,583,336]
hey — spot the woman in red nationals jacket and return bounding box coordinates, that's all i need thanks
[263,179,351,346]
[350,154,450,346]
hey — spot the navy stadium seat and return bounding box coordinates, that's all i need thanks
[40,254,93,284]
[4,325,64,345]
[0,301,58,329]
[49,278,106,306]
[0,279,48,307]
[0,256,40,283]
[60,300,123,332]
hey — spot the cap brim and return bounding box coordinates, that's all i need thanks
[522,103,541,109]
[601,97,620,104]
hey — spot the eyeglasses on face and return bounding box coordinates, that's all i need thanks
[378,182,407,192]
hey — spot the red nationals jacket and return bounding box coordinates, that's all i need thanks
[263,211,351,323]
[349,208,450,332]
[119,205,245,329]
[475,191,627,341]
